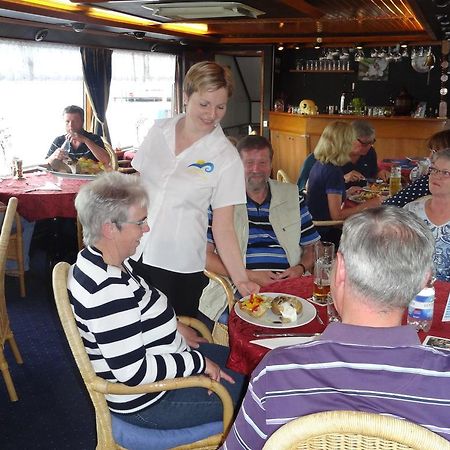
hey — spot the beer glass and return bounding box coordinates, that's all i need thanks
[313,241,335,303]
[326,293,341,323]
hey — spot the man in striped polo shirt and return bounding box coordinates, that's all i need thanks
[223,207,450,449]
[199,135,320,322]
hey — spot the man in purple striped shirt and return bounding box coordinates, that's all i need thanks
[223,206,450,449]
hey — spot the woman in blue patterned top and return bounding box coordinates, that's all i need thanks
[404,148,450,282]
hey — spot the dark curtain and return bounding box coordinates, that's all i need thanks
[174,55,183,115]
[80,47,112,142]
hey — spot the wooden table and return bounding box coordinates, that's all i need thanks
[227,275,450,375]
[0,171,88,221]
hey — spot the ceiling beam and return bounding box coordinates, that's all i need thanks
[278,0,323,19]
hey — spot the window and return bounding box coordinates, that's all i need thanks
[0,39,83,173]
[107,50,176,149]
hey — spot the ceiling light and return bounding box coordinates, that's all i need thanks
[34,28,48,42]
[355,43,363,50]
[400,43,408,48]
[133,31,146,39]
[294,44,300,50]
[314,43,321,49]
[277,44,284,51]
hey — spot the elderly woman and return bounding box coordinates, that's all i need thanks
[306,121,381,245]
[131,61,259,317]
[385,129,450,207]
[68,172,245,429]
[404,148,450,282]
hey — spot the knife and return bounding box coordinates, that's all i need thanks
[253,332,320,338]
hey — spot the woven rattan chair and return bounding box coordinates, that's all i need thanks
[262,410,450,450]
[101,138,119,171]
[0,197,24,402]
[276,169,292,184]
[204,270,236,347]
[52,261,234,450]
[5,210,26,297]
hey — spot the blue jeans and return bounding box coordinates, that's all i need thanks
[115,343,247,429]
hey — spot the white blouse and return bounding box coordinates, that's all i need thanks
[132,114,246,273]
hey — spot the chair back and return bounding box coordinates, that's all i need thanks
[262,410,450,450]
[276,169,291,183]
[5,210,26,297]
[102,138,119,171]
[52,262,119,449]
[0,198,18,342]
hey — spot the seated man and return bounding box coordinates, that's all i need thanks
[223,206,450,449]
[45,105,109,165]
[199,135,320,322]
[297,120,389,191]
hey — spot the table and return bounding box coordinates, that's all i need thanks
[0,172,88,222]
[227,275,450,375]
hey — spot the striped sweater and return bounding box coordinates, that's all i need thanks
[223,322,450,449]
[68,246,205,414]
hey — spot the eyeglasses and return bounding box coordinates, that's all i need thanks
[428,166,450,178]
[357,138,376,146]
[124,217,148,227]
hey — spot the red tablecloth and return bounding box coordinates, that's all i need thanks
[227,275,450,375]
[0,172,88,221]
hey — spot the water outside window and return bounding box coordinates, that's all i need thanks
[0,39,83,173]
[0,40,176,174]
[107,50,176,149]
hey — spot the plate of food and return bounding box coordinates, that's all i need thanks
[235,293,316,329]
[47,157,106,179]
[348,191,380,203]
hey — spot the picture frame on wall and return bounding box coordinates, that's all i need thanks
[413,101,427,118]
[358,58,389,81]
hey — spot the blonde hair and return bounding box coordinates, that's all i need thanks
[314,121,355,166]
[183,61,233,98]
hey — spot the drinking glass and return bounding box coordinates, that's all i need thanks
[313,241,335,303]
[326,293,341,323]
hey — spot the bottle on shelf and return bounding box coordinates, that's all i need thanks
[407,280,435,332]
[339,82,355,114]
[389,165,402,196]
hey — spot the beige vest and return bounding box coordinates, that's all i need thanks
[199,179,302,321]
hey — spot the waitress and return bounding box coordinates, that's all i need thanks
[131,61,259,317]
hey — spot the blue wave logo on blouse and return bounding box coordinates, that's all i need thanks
[188,160,215,173]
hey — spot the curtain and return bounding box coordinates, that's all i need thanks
[174,55,183,115]
[80,47,112,142]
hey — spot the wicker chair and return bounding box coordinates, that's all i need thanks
[52,261,234,450]
[5,210,26,297]
[0,197,24,402]
[203,270,236,347]
[276,169,292,184]
[262,410,450,450]
[101,138,119,171]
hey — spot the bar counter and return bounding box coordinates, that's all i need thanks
[269,112,448,183]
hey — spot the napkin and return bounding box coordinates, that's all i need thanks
[25,181,62,192]
[250,335,317,350]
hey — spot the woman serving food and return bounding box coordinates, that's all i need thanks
[131,61,259,317]
[68,172,245,429]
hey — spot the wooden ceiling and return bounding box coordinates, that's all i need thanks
[0,0,449,47]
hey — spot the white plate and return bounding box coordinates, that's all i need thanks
[47,170,97,180]
[250,336,317,349]
[235,292,317,329]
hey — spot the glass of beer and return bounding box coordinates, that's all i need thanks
[313,241,335,304]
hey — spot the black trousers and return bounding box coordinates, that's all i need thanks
[130,259,208,318]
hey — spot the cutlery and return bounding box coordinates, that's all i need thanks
[315,313,324,325]
[253,332,320,338]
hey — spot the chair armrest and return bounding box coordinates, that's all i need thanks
[177,316,213,343]
[204,270,236,313]
[92,374,234,435]
[312,220,344,227]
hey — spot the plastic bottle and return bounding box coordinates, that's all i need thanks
[389,165,402,197]
[407,285,435,332]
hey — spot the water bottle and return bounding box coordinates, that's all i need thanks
[407,285,435,332]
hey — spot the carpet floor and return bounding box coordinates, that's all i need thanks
[0,248,96,449]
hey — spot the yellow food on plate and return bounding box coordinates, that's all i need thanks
[239,293,273,318]
[76,157,105,175]
[271,295,303,323]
